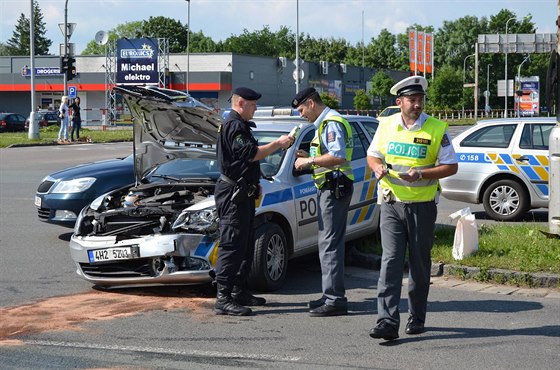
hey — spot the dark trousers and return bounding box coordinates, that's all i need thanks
[214,180,256,288]
[376,201,437,327]
[71,119,81,140]
[317,183,353,307]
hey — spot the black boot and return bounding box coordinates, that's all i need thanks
[232,285,266,306]
[214,284,252,316]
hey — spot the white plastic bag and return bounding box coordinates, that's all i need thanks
[449,207,479,260]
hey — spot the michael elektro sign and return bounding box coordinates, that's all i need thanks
[116,38,159,85]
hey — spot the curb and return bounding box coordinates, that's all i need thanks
[348,247,560,289]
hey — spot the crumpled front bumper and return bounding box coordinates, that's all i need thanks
[69,233,217,287]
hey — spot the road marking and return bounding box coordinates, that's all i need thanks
[23,339,301,362]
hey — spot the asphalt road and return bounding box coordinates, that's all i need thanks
[0,141,558,369]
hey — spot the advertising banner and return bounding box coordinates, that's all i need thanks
[116,38,159,86]
[408,29,433,75]
[514,76,539,117]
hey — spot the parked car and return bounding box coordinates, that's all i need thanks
[440,117,555,221]
[35,155,135,227]
[69,86,380,291]
[377,106,400,119]
[0,113,27,132]
[25,110,61,129]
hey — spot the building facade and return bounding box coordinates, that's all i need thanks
[0,53,407,124]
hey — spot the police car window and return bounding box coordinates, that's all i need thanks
[349,121,366,160]
[298,129,315,153]
[357,119,378,139]
[460,124,516,148]
[253,131,289,177]
[520,123,554,150]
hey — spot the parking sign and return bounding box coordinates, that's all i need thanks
[68,86,77,99]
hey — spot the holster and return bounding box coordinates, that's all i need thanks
[325,171,352,200]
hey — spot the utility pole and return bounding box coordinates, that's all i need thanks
[28,0,38,139]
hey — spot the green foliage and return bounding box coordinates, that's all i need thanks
[0,127,132,148]
[320,93,339,110]
[82,22,143,55]
[369,71,395,109]
[425,65,463,110]
[141,16,188,53]
[5,0,51,55]
[353,90,372,110]
[220,26,295,58]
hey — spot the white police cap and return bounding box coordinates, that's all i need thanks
[390,75,428,96]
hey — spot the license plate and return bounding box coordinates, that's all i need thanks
[35,196,41,207]
[88,247,132,263]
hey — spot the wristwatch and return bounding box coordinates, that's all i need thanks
[417,170,423,180]
[308,156,315,167]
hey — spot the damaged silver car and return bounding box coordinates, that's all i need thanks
[70,86,381,291]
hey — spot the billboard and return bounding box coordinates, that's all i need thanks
[116,38,159,85]
[514,76,539,117]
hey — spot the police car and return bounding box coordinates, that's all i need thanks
[69,86,380,291]
[440,117,555,221]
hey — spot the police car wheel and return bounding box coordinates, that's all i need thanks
[482,179,529,221]
[250,223,288,292]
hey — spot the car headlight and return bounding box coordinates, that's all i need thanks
[51,177,96,193]
[172,208,218,233]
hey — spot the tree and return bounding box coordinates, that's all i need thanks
[6,0,51,55]
[82,21,143,55]
[426,64,463,110]
[141,16,187,53]
[320,92,339,110]
[221,26,295,57]
[0,42,9,56]
[434,16,486,70]
[367,29,399,70]
[369,71,395,109]
[353,89,372,111]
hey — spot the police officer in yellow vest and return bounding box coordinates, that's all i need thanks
[367,76,458,340]
[292,88,354,317]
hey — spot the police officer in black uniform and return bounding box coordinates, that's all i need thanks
[214,87,293,316]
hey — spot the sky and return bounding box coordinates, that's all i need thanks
[0,0,557,55]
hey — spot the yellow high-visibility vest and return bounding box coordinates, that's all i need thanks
[376,116,447,201]
[310,116,354,189]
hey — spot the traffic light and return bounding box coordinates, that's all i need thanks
[60,56,68,72]
[66,57,76,81]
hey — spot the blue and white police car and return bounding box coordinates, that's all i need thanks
[440,117,555,221]
[69,86,380,291]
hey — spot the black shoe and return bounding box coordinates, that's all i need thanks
[309,304,347,317]
[214,285,252,316]
[232,290,266,306]
[405,316,425,335]
[369,321,399,340]
[308,296,327,309]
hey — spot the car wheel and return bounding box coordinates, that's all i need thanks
[250,223,288,292]
[482,179,528,221]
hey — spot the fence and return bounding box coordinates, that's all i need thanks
[340,109,554,120]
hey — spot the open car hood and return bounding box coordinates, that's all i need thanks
[114,86,221,183]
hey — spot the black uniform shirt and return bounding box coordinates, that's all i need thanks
[217,110,260,185]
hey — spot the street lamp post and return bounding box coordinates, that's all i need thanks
[63,0,69,95]
[517,54,530,117]
[485,63,492,116]
[462,53,475,117]
[185,0,190,94]
[504,16,528,117]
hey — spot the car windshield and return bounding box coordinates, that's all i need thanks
[254,130,289,177]
[146,158,220,182]
[379,107,400,117]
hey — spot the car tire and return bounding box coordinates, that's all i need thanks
[250,223,288,292]
[482,179,529,221]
